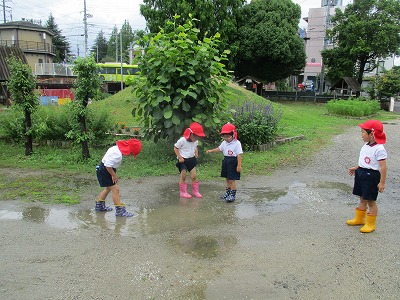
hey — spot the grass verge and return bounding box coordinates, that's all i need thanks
[0,86,398,204]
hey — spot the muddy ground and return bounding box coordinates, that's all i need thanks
[1,120,400,300]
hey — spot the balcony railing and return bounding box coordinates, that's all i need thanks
[0,40,54,55]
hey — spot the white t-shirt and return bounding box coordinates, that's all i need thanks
[102,145,123,168]
[174,137,198,158]
[358,143,387,170]
[219,139,243,157]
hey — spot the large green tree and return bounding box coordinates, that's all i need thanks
[91,30,108,63]
[133,16,230,142]
[45,14,71,63]
[106,26,119,62]
[235,0,306,82]
[374,66,400,100]
[7,57,39,156]
[140,0,245,68]
[322,0,400,86]
[104,22,141,64]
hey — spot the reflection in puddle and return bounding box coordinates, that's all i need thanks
[1,181,342,235]
[236,182,305,219]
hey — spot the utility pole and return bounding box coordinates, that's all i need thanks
[83,0,93,56]
[319,0,332,95]
[83,0,88,56]
[2,0,6,23]
[120,30,123,90]
[115,33,118,62]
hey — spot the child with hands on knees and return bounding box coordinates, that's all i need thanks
[95,138,142,217]
[174,122,206,198]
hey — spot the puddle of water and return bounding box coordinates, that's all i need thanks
[0,206,81,230]
[235,182,305,219]
[0,181,308,234]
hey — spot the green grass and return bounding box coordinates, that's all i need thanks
[0,85,398,185]
[0,170,84,204]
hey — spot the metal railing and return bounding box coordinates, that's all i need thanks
[34,63,74,76]
[0,40,54,54]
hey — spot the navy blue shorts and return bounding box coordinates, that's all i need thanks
[96,163,116,187]
[176,157,197,173]
[221,156,240,180]
[353,167,380,201]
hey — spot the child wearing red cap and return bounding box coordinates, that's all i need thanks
[206,123,243,202]
[347,120,387,233]
[174,122,206,198]
[95,138,142,217]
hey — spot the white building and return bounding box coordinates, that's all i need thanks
[303,0,344,92]
[303,0,397,93]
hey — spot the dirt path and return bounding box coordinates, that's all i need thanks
[1,120,400,300]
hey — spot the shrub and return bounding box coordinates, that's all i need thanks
[133,15,230,143]
[31,105,72,140]
[326,98,381,117]
[0,103,114,145]
[0,107,25,140]
[233,101,283,150]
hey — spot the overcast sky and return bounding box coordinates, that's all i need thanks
[4,0,352,56]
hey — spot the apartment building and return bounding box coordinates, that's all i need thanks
[303,0,344,92]
[0,20,55,70]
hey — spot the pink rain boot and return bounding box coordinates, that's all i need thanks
[179,183,192,198]
[191,181,202,198]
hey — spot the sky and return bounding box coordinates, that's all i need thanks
[4,0,353,56]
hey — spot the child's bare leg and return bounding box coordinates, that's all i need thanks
[180,169,187,183]
[358,197,368,210]
[189,168,197,183]
[229,180,236,190]
[97,187,111,200]
[110,184,121,205]
[368,200,378,215]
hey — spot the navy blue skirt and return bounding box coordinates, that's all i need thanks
[221,156,240,180]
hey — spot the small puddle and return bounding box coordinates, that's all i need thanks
[0,181,313,235]
[235,182,305,219]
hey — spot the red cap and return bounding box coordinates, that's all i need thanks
[116,139,142,158]
[220,123,238,139]
[358,120,386,144]
[220,123,236,134]
[183,122,206,140]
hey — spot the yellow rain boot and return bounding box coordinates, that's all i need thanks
[360,214,377,233]
[346,207,366,226]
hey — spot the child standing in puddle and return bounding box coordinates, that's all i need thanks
[206,123,243,202]
[95,138,142,217]
[174,122,206,198]
[346,120,387,233]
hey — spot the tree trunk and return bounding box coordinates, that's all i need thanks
[79,114,90,159]
[356,60,367,98]
[24,110,33,156]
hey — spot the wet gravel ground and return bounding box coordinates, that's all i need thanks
[1,119,400,299]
